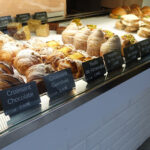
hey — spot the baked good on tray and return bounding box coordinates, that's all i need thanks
[7,22,22,37]
[102,30,115,40]
[14,26,31,40]
[87,29,106,57]
[27,19,41,32]
[138,17,150,38]
[73,27,91,51]
[0,61,14,74]
[110,7,127,19]
[35,24,50,37]
[13,49,42,75]
[62,23,79,45]
[100,35,121,56]
[141,6,150,17]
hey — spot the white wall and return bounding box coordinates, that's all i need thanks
[143,0,150,6]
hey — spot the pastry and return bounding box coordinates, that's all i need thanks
[131,7,143,17]
[115,21,126,30]
[25,63,54,83]
[130,4,141,9]
[62,23,79,45]
[122,6,131,14]
[27,19,41,32]
[13,49,42,75]
[0,40,4,50]
[121,34,136,56]
[58,46,73,56]
[56,26,66,34]
[74,27,91,51]
[0,61,14,74]
[35,24,50,37]
[87,29,106,57]
[87,25,97,31]
[46,51,65,70]
[110,7,127,19]
[7,22,22,37]
[48,22,59,30]
[14,26,31,40]
[100,35,121,56]
[71,19,82,26]
[46,40,61,49]
[141,6,150,17]
[57,58,83,79]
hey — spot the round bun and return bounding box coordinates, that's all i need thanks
[130,4,141,9]
[110,7,127,19]
[141,6,150,17]
[131,7,143,17]
[122,6,131,14]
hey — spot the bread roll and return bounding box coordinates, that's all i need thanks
[74,27,91,51]
[100,35,121,56]
[87,29,106,56]
[62,23,79,45]
[13,49,42,75]
[110,7,127,19]
[115,21,126,30]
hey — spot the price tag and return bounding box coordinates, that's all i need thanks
[0,16,12,30]
[103,51,123,72]
[16,13,30,24]
[0,82,40,116]
[44,69,75,101]
[138,39,150,57]
[82,57,105,82]
[124,44,140,64]
[34,12,47,23]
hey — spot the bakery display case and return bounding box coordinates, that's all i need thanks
[0,0,150,149]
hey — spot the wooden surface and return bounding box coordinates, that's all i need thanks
[0,0,65,17]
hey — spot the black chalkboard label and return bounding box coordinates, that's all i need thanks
[124,44,140,64]
[0,16,12,30]
[0,82,40,116]
[16,13,30,24]
[44,69,75,101]
[82,57,105,82]
[34,12,47,23]
[138,39,150,57]
[103,51,123,72]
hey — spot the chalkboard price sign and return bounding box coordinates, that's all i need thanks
[16,13,30,24]
[138,39,150,57]
[103,51,123,72]
[0,82,41,116]
[123,44,140,64]
[82,57,105,82]
[0,16,12,30]
[44,69,75,101]
[34,12,47,23]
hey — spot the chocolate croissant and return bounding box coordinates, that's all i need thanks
[13,49,42,75]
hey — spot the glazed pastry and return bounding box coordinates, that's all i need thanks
[14,26,31,40]
[46,40,61,49]
[27,19,41,32]
[87,29,106,57]
[74,27,91,51]
[25,63,54,83]
[68,52,85,61]
[0,61,14,74]
[141,6,150,17]
[121,34,136,56]
[87,25,97,31]
[71,19,82,26]
[100,35,121,56]
[7,22,22,37]
[57,58,83,79]
[58,46,73,56]
[131,7,143,17]
[35,24,50,37]
[13,49,42,75]
[62,23,79,45]
[103,30,115,40]
[46,51,65,70]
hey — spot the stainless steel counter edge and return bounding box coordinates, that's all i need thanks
[0,59,150,149]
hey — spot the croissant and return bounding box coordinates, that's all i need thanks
[13,49,42,75]
[25,63,54,83]
[73,27,91,51]
[45,51,65,70]
[100,35,121,56]
[0,61,14,74]
[57,58,83,79]
[62,23,79,45]
[87,29,106,57]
